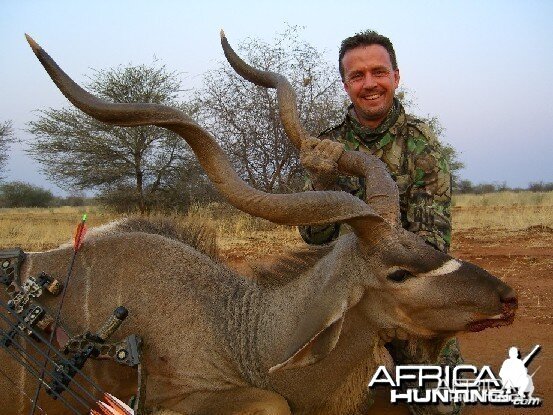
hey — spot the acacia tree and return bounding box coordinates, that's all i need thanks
[0,121,16,180]
[198,26,348,193]
[28,62,197,213]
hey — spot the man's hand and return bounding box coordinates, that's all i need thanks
[300,137,344,190]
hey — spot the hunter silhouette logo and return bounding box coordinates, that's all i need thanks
[368,344,542,407]
[499,345,540,399]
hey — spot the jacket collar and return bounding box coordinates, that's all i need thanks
[346,98,405,145]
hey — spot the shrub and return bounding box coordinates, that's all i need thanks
[0,181,55,208]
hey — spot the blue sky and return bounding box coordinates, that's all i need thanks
[1,0,552,194]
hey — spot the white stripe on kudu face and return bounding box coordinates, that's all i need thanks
[419,259,462,277]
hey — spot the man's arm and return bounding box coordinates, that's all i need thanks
[298,138,345,245]
[298,174,342,244]
[402,128,452,253]
[299,222,341,245]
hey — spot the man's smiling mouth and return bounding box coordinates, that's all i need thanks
[362,93,382,101]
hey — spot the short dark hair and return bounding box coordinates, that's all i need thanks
[338,30,398,80]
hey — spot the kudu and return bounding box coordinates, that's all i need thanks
[0,33,516,415]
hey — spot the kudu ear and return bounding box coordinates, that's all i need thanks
[269,300,350,373]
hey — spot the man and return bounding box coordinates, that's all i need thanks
[299,30,460,415]
[499,347,532,397]
[299,30,451,253]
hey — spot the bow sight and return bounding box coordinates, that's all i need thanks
[0,248,145,415]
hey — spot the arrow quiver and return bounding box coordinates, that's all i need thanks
[0,248,146,414]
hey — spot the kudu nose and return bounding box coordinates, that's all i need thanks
[501,289,518,315]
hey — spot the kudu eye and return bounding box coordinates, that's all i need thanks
[387,269,412,283]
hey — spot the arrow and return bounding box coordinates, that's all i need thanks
[91,393,134,415]
[30,214,88,415]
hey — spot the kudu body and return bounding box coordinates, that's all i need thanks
[0,34,516,415]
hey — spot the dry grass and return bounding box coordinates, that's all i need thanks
[452,191,553,230]
[0,203,301,253]
[0,206,119,251]
[187,203,303,258]
[1,191,551,251]
[453,191,553,207]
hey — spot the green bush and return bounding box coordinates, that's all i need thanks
[0,181,55,208]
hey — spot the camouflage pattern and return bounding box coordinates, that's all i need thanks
[299,98,452,252]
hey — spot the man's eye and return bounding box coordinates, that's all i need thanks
[374,70,387,77]
[348,74,363,82]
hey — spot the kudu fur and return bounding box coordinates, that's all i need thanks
[0,33,517,415]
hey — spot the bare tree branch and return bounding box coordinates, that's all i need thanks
[0,120,16,180]
[197,25,347,193]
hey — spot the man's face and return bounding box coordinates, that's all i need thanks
[342,44,400,128]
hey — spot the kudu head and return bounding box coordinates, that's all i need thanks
[25,32,516,345]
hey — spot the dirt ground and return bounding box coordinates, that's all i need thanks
[453,226,552,414]
[221,226,553,415]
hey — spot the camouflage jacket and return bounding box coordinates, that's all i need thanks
[299,99,452,252]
